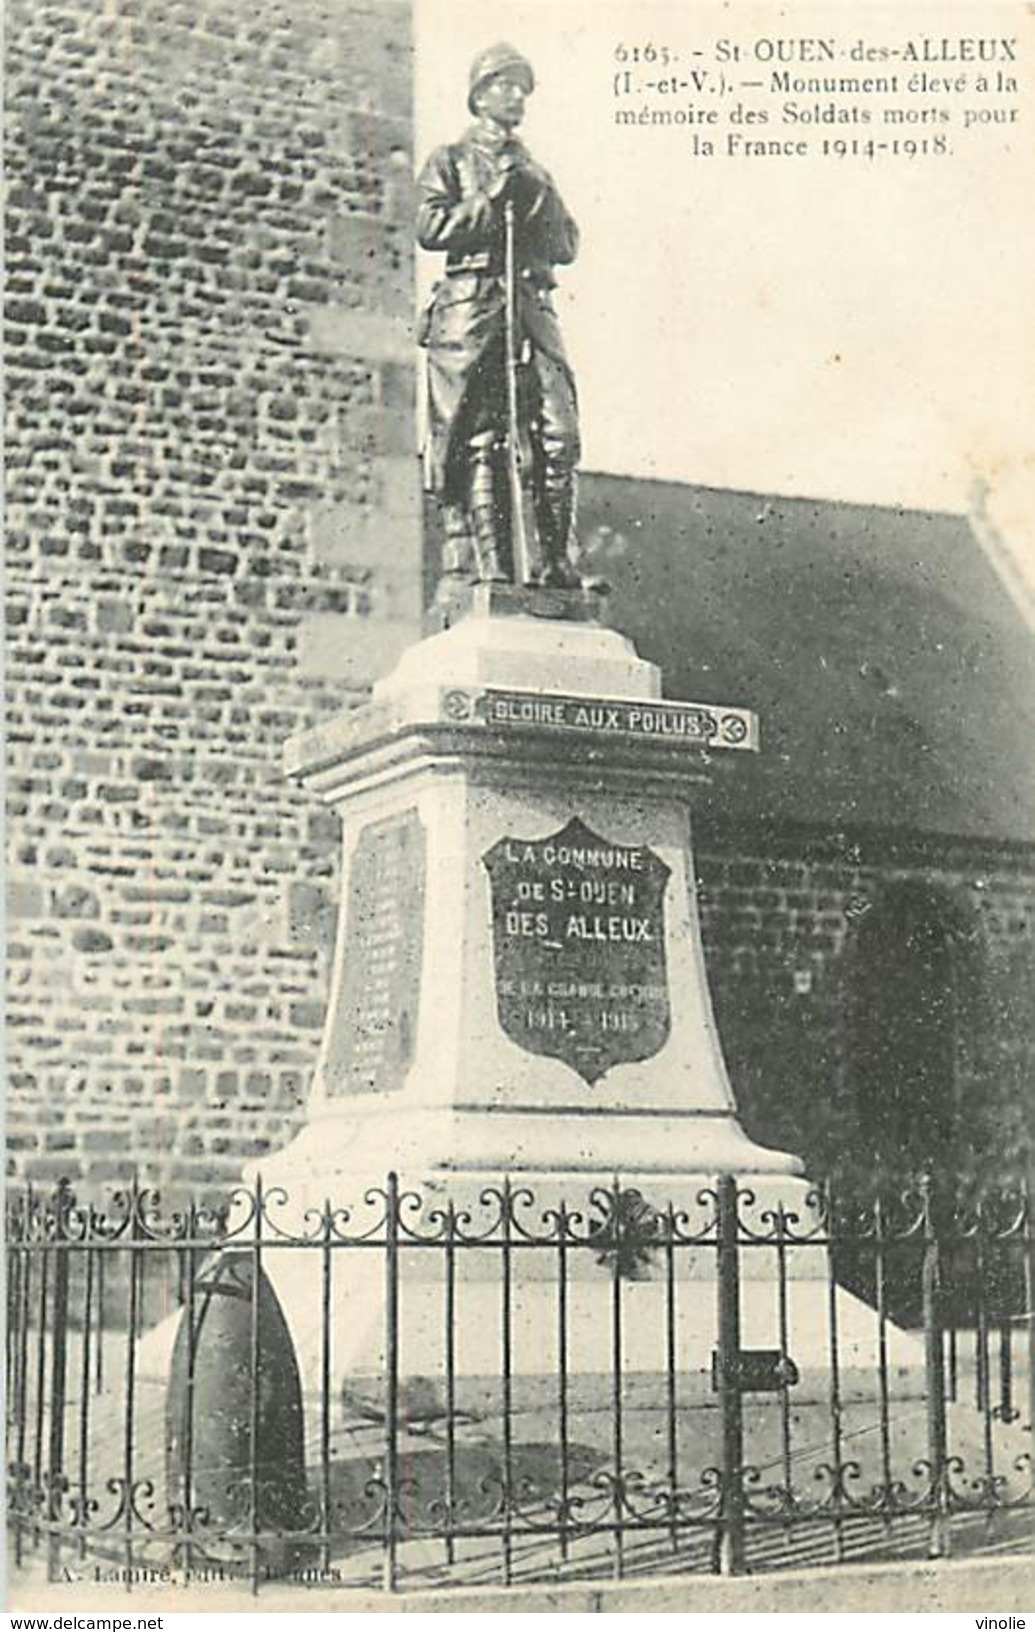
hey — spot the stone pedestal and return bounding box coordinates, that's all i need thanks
[250,593,927,1413]
[266,587,789,1193]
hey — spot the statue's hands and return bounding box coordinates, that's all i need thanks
[516,159,550,197]
[485,151,522,204]
[506,160,552,218]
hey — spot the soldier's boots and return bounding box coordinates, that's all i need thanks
[470,511,507,582]
[534,469,581,589]
[461,435,581,589]
[432,506,475,607]
[440,506,473,580]
[469,438,509,583]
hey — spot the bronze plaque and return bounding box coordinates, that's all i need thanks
[324,810,425,1097]
[483,817,671,1084]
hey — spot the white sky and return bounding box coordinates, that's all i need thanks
[414,0,1035,515]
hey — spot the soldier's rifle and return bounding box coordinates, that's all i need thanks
[503,196,533,586]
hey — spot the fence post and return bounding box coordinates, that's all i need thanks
[715,1172,745,1575]
[921,1175,949,1559]
[248,1173,263,1596]
[383,1171,400,1593]
[13,1190,33,1568]
[1026,1167,1035,1483]
[6,1199,20,1420]
[123,1175,142,1589]
[47,1183,72,1583]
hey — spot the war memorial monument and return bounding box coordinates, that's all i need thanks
[157,41,1027,1584]
[6,20,1029,1600]
[248,43,929,1453]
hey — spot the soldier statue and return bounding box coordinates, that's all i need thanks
[416,43,582,594]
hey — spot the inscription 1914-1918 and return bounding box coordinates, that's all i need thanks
[483,816,671,1085]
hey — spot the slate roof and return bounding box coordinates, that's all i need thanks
[577,474,1035,845]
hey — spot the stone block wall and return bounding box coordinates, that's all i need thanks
[5,0,420,1196]
[695,826,1035,1189]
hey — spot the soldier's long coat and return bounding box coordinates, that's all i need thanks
[416,124,579,503]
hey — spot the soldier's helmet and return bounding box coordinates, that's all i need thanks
[467,42,535,114]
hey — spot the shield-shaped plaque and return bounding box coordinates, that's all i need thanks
[483,817,671,1084]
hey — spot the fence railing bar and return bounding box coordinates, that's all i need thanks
[823,1178,846,1565]
[181,1220,197,1582]
[248,1174,264,1596]
[77,1243,94,1564]
[95,1248,105,1398]
[320,1196,333,1577]
[556,1200,570,1566]
[443,1200,457,1569]
[33,1244,51,1552]
[382,1171,400,1593]
[500,1178,514,1587]
[123,1181,142,1592]
[998,1304,1013,1425]
[774,1203,794,1522]
[6,1227,20,1418]
[610,1175,625,1581]
[47,1194,71,1584]
[1018,1175,1025,1455]
[716,1173,745,1576]
[664,1201,679,1556]
[176,1236,187,1310]
[974,1214,996,1523]
[874,1193,893,1535]
[922,1177,949,1561]
[14,1216,33,1568]
[975,1236,989,1418]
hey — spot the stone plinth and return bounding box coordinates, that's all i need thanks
[246,594,928,1423]
[266,593,787,1192]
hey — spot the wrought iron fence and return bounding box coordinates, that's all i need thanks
[6,1172,1033,1594]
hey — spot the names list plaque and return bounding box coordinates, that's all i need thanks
[324,809,425,1097]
